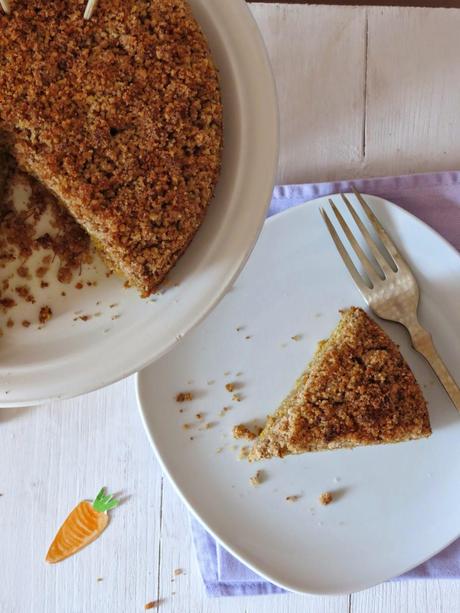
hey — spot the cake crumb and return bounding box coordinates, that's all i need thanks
[225,383,234,392]
[173,568,183,576]
[176,392,193,402]
[195,413,204,420]
[245,335,252,340]
[219,406,231,417]
[291,334,302,341]
[232,424,256,440]
[216,447,224,454]
[75,282,84,290]
[96,577,103,582]
[182,423,194,430]
[238,446,250,460]
[250,470,263,486]
[39,305,52,324]
[144,601,160,610]
[232,393,241,402]
[319,492,333,506]
[22,320,31,328]
[199,422,214,430]
[285,495,300,502]
[207,380,215,386]
[6,318,14,328]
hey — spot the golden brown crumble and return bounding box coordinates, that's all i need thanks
[286,495,300,502]
[319,492,333,506]
[250,308,431,461]
[225,383,235,393]
[39,306,52,324]
[0,0,222,296]
[232,425,257,441]
[250,471,263,487]
[176,392,193,403]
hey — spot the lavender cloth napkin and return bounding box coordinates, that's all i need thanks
[191,171,460,597]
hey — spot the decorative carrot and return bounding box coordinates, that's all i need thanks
[46,488,119,564]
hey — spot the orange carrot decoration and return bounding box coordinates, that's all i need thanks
[46,488,119,564]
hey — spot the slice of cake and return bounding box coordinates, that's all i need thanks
[249,307,431,461]
[0,0,223,296]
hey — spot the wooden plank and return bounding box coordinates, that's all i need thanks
[157,478,350,612]
[0,377,162,612]
[249,0,460,8]
[352,580,460,612]
[365,6,460,177]
[250,4,366,184]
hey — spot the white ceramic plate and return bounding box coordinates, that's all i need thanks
[0,0,278,407]
[137,195,460,595]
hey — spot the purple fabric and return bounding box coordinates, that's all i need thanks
[191,171,460,597]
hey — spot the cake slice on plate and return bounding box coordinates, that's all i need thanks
[249,307,431,461]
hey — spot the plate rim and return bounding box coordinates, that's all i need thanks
[0,0,279,407]
[136,195,460,595]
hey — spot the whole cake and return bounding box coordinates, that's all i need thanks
[0,0,223,296]
[249,307,431,461]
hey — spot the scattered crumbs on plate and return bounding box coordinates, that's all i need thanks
[291,334,302,341]
[74,314,91,322]
[189,436,194,441]
[319,492,333,506]
[144,601,161,610]
[75,282,83,290]
[236,326,244,332]
[22,320,31,328]
[219,406,231,417]
[195,413,204,420]
[216,447,224,454]
[111,314,121,321]
[225,382,234,392]
[182,423,194,430]
[250,470,265,486]
[238,446,250,460]
[232,393,241,402]
[96,577,103,582]
[61,291,66,296]
[6,318,14,328]
[235,371,243,377]
[232,424,256,440]
[286,495,300,502]
[245,335,252,340]
[207,380,215,386]
[94,312,102,317]
[176,392,193,402]
[109,303,118,309]
[173,568,184,576]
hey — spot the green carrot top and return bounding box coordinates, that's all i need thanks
[92,487,119,513]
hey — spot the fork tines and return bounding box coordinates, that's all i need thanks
[1,0,11,15]
[320,187,410,294]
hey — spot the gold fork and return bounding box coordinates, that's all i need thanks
[320,186,460,413]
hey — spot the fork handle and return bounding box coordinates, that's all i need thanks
[407,320,460,413]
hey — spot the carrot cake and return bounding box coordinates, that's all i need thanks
[0,0,223,296]
[249,307,431,461]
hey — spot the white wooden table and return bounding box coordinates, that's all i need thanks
[1,4,460,612]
